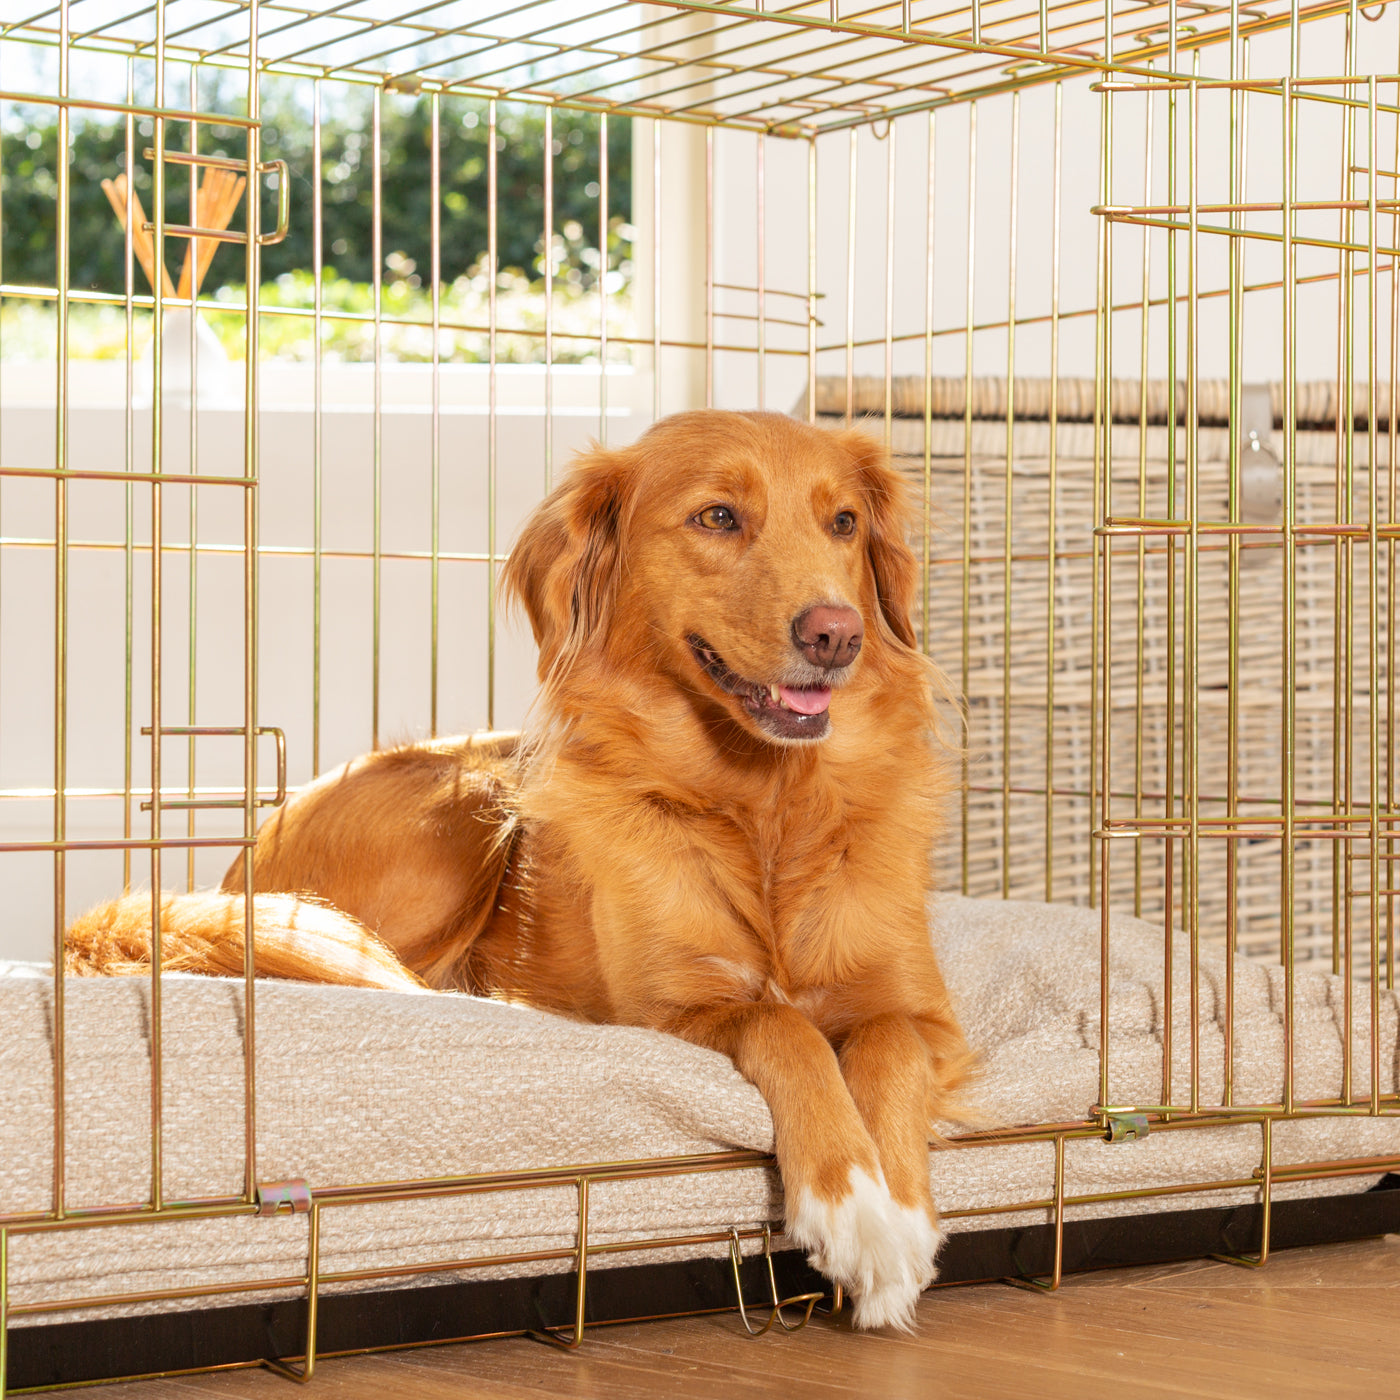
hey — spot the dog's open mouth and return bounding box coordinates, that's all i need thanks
[688,635,832,741]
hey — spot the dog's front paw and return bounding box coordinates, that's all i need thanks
[786,1166,943,1332]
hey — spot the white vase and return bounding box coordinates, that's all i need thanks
[134,308,241,408]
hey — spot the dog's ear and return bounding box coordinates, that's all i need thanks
[835,428,920,650]
[502,444,634,676]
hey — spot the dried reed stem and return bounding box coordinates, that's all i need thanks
[100,174,176,300]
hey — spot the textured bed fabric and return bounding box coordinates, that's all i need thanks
[3,894,1398,1325]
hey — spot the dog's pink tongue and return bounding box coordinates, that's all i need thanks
[779,685,832,716]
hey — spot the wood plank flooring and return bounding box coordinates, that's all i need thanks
[40,1235,1400,1400]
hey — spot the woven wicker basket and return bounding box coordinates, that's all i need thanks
[814,378,1396,966]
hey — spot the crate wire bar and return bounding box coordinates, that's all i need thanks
[1,0,1398,1389]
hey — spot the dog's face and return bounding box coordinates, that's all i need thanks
[623,415,901,742]
[504,410,920,746]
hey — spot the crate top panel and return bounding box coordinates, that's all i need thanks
[1,0,1355,132]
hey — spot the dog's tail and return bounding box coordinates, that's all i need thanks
[64,890,426,992]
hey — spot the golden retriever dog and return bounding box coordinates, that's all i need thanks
[69,410,969,1330]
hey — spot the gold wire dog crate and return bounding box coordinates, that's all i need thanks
[2,0,1399,1389]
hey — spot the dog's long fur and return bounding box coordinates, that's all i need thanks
[67,410,970,1330]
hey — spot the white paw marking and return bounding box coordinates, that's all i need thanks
[787,1166,943,1332]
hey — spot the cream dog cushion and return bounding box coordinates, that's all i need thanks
[3,895,1397,1324]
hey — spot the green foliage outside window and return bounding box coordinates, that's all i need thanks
[0,87,633,363]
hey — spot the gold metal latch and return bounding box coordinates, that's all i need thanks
[255,1179,312,1216]
[1104,1113,1150,1144]
[140,147,291,247]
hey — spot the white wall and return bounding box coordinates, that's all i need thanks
[0,363,648,959]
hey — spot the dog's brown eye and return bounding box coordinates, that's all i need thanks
[696,505,739,532]
[833,511,857,536]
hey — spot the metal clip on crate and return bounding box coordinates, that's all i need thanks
[255,1179,313,1217]
[1104,1113,1151,1144]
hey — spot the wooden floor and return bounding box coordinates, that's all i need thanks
[46,1235,1400,1400]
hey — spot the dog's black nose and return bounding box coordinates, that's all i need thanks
[793,605,863,670]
